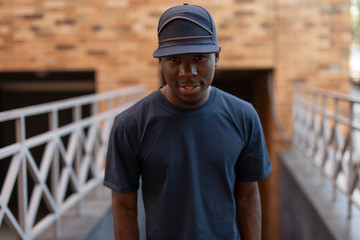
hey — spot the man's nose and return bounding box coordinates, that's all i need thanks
[179,63,197,76]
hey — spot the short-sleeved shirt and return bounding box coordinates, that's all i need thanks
[104,87,272,240]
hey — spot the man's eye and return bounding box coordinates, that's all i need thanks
[195,55,205,60]
[169,57,180,62]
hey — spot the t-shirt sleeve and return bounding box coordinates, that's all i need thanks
[235,106,272,181]
[103,116,140,193]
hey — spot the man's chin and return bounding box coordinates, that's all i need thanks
[180,97,204,108]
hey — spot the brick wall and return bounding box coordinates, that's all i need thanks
[0,0,351,239]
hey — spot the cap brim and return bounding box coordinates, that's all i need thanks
[153,44,220,58]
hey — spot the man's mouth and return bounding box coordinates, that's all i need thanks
[178,84,200,94]
[183,86,197,89]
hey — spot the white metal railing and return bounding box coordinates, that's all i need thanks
[292,86,360,218]
[0,85,147,239]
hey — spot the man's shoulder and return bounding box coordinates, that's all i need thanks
[113,90,159,124]
[213,87,255,112]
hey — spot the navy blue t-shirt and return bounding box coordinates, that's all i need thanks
[104,87,272,240]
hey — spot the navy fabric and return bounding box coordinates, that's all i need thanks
[157,5,214,35]
[158,19,212,44]
[153,4,220,58]
[104,87,272,240]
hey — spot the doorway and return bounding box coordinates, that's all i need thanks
[0,70,95,147]
[212,69,273,144]
[0,71,95,111]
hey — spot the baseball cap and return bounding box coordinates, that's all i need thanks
[153,3,220,58]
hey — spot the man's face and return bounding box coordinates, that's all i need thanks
[159,53,219,109]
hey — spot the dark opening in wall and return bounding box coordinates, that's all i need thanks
[0,71,95,111]
[0,70,96,147]
[211,68,273,155]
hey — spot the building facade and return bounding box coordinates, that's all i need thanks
[0,0,351,239]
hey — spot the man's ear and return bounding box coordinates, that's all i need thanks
[158,58,163,69]
[215,50,220,67]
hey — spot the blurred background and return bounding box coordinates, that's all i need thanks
[0,0,359,239]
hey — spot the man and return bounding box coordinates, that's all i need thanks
[104,3,272,240]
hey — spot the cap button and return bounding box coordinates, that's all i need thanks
[183,3,189,5]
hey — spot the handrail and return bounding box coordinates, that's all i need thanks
[292,85,360,218]
[0,86,144,121]
[297,86,360,102]
[0,85,147,239]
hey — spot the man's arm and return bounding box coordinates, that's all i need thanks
[234,181,262,240]
[111,190,139,240]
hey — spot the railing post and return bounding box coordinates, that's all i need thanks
[306,91,317,159]
[347,101,354,219]
[73,104,83,216]
[331,99,339,203]
[49,109,61,239]
[91,100,103,198]
[16,115,29,239]
[320,95,328,168]
[348,195,352,219]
